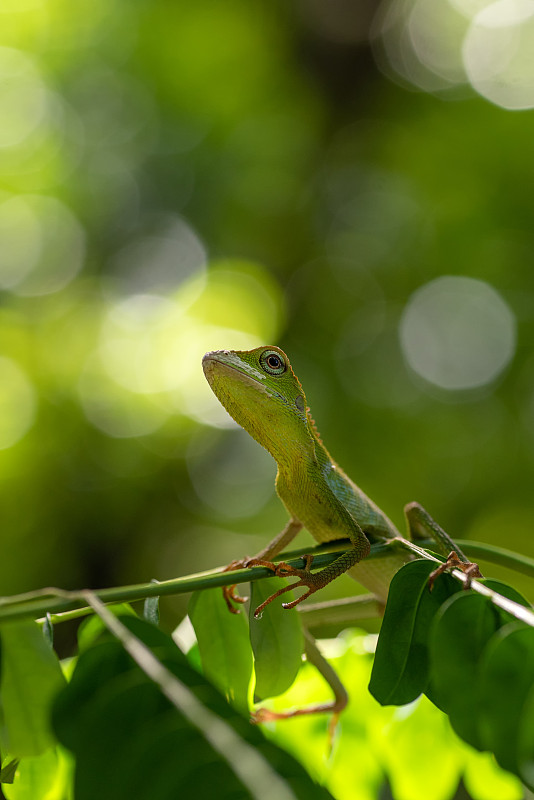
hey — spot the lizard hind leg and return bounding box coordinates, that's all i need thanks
[404,501,483,584]
[405,501,469,560]
[251,630,348,747]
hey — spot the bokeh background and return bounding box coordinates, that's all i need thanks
[1,0,534,631]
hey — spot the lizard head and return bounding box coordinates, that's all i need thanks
[202,346,317,462]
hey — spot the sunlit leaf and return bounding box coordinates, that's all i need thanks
[0,621,65,757]
[463,748,523,800]
[249,578,303,702]
[189,588,252,713]
[381,696,464,800]
[2,747,73,800]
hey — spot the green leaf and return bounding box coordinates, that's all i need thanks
[77,604,136,652]
[380,694,464,800]
[2,747,72,800]
[0,758,19,784]
[52,616,334,800]
[0,621,65,757]
[369,559,459,705]
[430,578,532,751]
[249,577,303,702]
[189,588,252,713]
[463,748,524,800]
[481,579,531,609]
[517,682,534,791]
[430,592,502,749]
[478,622,534,784]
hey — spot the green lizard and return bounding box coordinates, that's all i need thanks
[202,345,478,618]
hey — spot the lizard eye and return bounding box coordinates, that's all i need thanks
[260,349,287,375]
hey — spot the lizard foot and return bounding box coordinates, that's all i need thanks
[245,555,323,618]
[221,559,250,614]
[251,703,341,724]
[251,698,345,749]
[428,551,482,591]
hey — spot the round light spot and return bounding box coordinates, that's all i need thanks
[400,276,516,391]
[0,358,37,449]
[0,47,47,149]
[0,195,85,295]
[463,0,534,109]
[78,354,169,439]
[372,0,466,93]
[0,194,42,289]
[109,215,206,297]
[408,0,467,85]
[187,429,275,519]
[100,294,181,395]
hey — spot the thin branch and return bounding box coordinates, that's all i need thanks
[0,548,353,624]
[0,538,530,627]
[390,537,534,627]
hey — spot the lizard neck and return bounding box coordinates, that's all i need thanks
[275,433,332,482]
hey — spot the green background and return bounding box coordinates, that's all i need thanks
[1,0,533,633]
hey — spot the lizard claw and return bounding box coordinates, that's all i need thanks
[245,553,314,576]
[248,555,324,618]
[220,554,315,614]
[222,584,247,613]
[221,559,250,613]
[428,551,482,591]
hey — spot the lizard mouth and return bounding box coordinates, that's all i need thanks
[202,351,271,396]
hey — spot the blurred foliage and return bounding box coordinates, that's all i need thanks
[2,0,534,797]
[1,0,534,612]
[258,629,525,800]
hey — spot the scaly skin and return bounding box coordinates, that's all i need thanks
[202,345,412,610]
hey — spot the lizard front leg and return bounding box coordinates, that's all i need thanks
[249,507,371,617]
[223,518,302,612]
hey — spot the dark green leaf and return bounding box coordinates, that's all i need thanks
[369,559,459,705]
[429,591,502,749]
[481,579,531,609]
[0,758,19,784]
[249,578,303,702]
[429,577,532,749]
[53,616,334,800]
[0,621,65,757]
[189,588,252,713]
[478,622,534,783]
[518,678,534,789]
